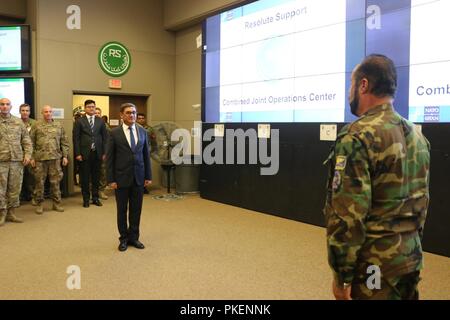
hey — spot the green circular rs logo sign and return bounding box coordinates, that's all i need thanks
[98,42,131,77]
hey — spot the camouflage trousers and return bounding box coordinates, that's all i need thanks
[99,160,107,192]
[0,161,24,210]
[91,161,107,192]
[351,271,420,300]
[34,159,63,204]
[21,164,35,200]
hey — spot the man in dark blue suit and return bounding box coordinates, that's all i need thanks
[106,103,152,252]
[74,100,108,207]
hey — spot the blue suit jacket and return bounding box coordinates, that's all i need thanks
[106,124,152,188]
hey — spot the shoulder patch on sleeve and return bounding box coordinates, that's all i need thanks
[335,156,347,171]
[332,171,342,192]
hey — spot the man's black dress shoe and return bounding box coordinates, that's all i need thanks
[91,199,103,206]
[83,201,90,208]
[128,240,145,249]
[118,241,128,252]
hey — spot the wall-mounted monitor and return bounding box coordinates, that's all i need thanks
[0,77,34,118]
[0,25,31,73]
[202,0,450,123]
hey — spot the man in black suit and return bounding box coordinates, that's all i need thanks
[74,100,108,207]
[106,103,152,251]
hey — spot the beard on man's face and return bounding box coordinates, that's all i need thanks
[349,86,359,116]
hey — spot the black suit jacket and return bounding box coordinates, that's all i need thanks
[74,115,108,160]
[106,124,152,188]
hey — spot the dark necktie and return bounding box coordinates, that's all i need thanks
[129,126,136,151]
[89,117,95,150]
[89,116,94,130]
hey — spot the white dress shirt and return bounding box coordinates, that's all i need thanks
[122,123,138,148]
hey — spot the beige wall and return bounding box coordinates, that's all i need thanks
[0,0,27,19]
[164,0,248,30]
[174,25,202,155]
[26,0,37,30]
[35,0,176,191]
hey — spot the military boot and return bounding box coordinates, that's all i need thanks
[52,202,64,212]
[35,203,44,215]
[6,208,24,223]
[0,210,6,226]
[99,191,108,200]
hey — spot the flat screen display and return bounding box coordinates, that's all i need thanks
[0,25,31,73]
[0,77,34,117]
[203,0,450,123]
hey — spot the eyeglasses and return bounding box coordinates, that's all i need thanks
[124,111,137,115]
[0,103,11,106]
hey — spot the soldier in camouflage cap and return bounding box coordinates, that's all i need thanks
[30,105,69,214]
[323,54,430,300]
[0,98,33,226]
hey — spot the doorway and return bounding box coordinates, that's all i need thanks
[71,92,150,189]
[72,93,149,128]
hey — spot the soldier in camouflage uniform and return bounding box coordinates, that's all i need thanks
[95,107,109,200]
[323,55,430,300]
[101,115,111,131]
[0,98,33,226]
[30,105,69,214]
[137,113,157,152]
[19,103,37,203]
[137,113,157,194]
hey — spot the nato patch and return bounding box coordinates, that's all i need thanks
[335,156,347,171]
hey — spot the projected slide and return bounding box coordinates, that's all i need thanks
[218,0,347,122]
[0,26,22,71]
[0,78,26,117]
[409,0,450,123]
[204,0,450,123]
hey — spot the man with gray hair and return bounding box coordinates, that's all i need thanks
[0,98,33,225]
[106,103,152,251]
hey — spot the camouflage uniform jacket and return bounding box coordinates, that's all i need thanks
[23,118,36,133]
[142,124,156,140]
[142,123,157,152]
[0,114,33,162]
[323,103,430,285]
[30,120,70,161]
